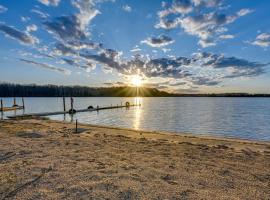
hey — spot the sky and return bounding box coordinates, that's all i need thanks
[0,0,270,94]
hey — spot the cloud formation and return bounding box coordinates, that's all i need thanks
[26,24,38,33]
[38,0,60,6]
[122,5,132,12]
[0,5,7,13]
[43,0,100,44]
[194,52,267,78]
[155,0,253,47]
[141,35,175,48]
[0,24,39,45]
[251,33,270,47]
[20,59,71,75]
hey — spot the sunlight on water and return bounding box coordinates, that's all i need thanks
[2,97,270,141]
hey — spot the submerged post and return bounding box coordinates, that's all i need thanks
[69,97,76,114]
[13,98,17,107]
[22,97,25,109]
[63,97,66,112]
[71,97,74,110]
[0,99,3,112]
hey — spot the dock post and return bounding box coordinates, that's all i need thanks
[75,119,78,133]
[22,97,25,110]
[13,98,17,107]
[71,97,74,111]
[0,99,3,113]
[63,97,66,112]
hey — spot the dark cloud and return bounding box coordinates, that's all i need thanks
[44,15,87,41]
[20,58,71,75]
[194,52,268,78]
[190,77,220,86]
[141,35,174,48]
[103,81,126,87]
[54,43,76,56]
[44,0,100,42]
[62,58,95,72]
[0,24,39,45]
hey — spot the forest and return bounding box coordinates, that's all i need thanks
[0,83,269,97]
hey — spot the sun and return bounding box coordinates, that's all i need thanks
[131,75,143,87]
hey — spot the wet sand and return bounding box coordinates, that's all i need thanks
[0,119,270,199]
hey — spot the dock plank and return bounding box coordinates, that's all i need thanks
[1,106,24,112]
[6,104,140,119]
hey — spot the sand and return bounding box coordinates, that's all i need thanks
[0,119,270,200]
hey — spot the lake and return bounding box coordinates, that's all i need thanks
[1,97,270,141]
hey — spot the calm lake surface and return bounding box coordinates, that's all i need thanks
[1,97,270,141]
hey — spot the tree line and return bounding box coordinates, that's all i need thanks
[0,83,269,97]
[0,83,171,97]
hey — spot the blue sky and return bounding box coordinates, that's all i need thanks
[0,0,270,93]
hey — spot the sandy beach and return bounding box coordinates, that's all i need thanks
[0,119,270,199]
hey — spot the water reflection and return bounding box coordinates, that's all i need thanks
[133,97,142,130]
[2,97,270,140]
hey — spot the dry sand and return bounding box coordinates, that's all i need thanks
[0,119,270,200]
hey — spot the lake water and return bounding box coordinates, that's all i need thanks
[1,97,270,141]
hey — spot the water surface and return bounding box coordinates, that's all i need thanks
[1,97,270,141]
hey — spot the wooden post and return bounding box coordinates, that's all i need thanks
[63,97,66,112]
[75,119,78,133]
[70,97,74,111]
[0,99,3,112]
[22,97,25,109]
[13,98,16,106]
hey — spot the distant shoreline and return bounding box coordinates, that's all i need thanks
[1,83,270,97]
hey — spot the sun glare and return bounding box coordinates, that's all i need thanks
[131,75,142,87]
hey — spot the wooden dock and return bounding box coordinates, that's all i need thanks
[1,98,25,112]
[7,103,140,119]
[0,106,24,112]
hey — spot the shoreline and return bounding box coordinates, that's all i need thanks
[1,119,270,199]
[51,118,270,145]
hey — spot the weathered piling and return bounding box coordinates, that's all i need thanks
[69,97,76,114]
[75,119,78,133]
[63,97,66,112]
[13,98,18,107]
[0,99,3,113]
[22,97,25,109]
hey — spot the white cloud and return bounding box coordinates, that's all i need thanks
[21,16,31,22]
[122,5,132,12]
[219,34,234,39]
[0,5,7,13]
[251,33,270,47]
[26,24,38,33]
[237,8,253,17]
[38,0,60,6]
[155,0,253,47]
